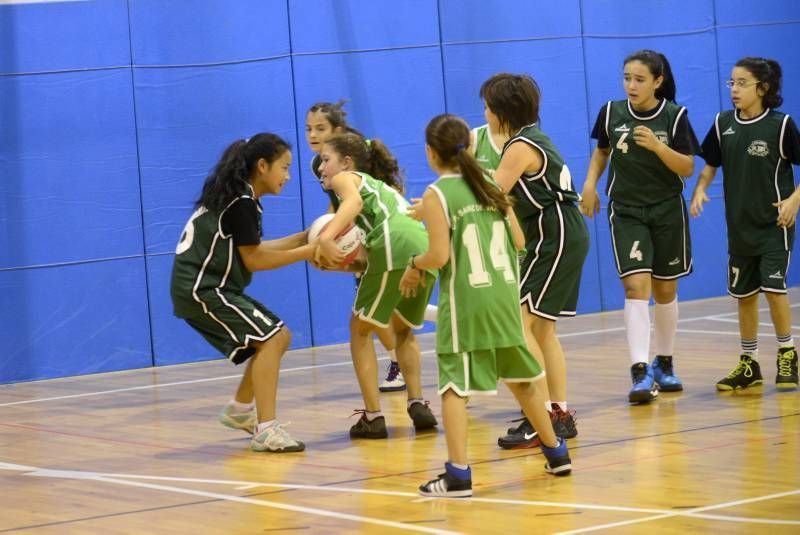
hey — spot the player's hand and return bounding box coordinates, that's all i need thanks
[316,239,345,268]
[399,266,422,298]
[775,195,800,228]
[407,198,424,221]
[632,125,661,152]
[579,186,600,218]
[690,189,710,217]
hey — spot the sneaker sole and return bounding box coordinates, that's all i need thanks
[219,418,255,435]
[544,461,572,476]
[251,442,306,453]
[716,379,763,391]
[628,390,658,403]
[657,383,683,392]
[418,489,472,498]
[498,438,541,450]
[350,431,389,439]
[379,385,407,392]
[776,382,799,390]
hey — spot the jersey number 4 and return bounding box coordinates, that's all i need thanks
[616,132,630,154]
[462,221,516,288]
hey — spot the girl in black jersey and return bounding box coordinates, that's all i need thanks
[691,57,800,391]
[581,50,700,404]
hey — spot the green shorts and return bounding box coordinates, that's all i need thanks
[354,269,435,328]
[729,251,790,298]
[437,345,545,397]
[183,293,283,365]
[520,203,589,320]
[608,196,692,279]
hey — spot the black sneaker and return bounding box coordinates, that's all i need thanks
[349,411,388,439]
[418,470,472,498]
[541,437,572,476]
[550,406,578,439]
[498,418,540,449]
[407,401,438,430]
[776,347,799,390]
[716,355,763,391]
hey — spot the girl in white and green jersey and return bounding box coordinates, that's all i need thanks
[400,114,571,498]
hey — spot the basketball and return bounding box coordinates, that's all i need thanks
[307,213,366,267]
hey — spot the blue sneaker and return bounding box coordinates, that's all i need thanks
[541,437,572,476]
[628,362,658,404]
[652,355,683,392]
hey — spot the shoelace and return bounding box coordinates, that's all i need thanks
[551,407,577,423]
[777,350,795,377]
[631,365,648,383]
[385,362,401,381]
[727,358,754,379]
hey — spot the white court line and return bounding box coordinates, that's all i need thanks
[708,317,800,330]
[2,463,796,527]
[1,304,797,408]
[0,463,454,534]
[556,488,800,534]
[676,329,773,337]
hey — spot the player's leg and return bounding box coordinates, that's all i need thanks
[717,255,764,390]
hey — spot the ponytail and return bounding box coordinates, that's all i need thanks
[324,133,404,193]
[196,133,291,211]
[426,114,510,213]
[624,50,677,102]
[735,57,783,108]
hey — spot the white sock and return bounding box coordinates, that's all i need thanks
[449,462,469,471]
[544,400,553,412]
[553,401,567,412]
[388,349,397,363]
[653,297,678,356]
[365,410,383,421]
[424,304,438,322]
[229,399,254,413]
[624,299,651,365]
[777,333,794,349]
[407,398,424,409]
[256,420,276,433]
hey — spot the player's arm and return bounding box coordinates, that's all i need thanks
[237,241,316,272]
[258,231,309,251]
[493,141,542,194]
[506,207,525,251]
[399,187,448,297]
[318,172,362,264]
[581,146,610,218]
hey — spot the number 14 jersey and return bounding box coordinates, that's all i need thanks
[428,175,527,354]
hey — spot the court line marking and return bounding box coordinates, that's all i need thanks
[676,329,773,336]
[0,463,454,534]
[2,463,797,527]
[555,488,800,534]
[707,317,800,330]
[4,304,786,408]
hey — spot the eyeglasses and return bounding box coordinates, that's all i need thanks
[725,79,760,89]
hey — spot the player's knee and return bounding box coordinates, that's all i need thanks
[272,326,292,354]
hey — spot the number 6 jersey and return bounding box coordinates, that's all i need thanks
[427,175,526,354]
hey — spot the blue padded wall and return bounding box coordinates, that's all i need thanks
[2,0,800,382]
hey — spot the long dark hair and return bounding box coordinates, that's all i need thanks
[426,114,510,213]
[735,57,783,108]
[479,73,541,135]
[323,133,403,192]
[196,133,291,211]
[307,100,364,136]
[624,49,676,102]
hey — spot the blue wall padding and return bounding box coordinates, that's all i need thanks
[0,259,152,383]
[2,0,800,382]
[0,0,129,74]
[0,70,142,269]
[128,0,289,65]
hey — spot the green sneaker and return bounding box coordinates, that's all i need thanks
[218,404,256,435]
[251,423,305,453]
[716,355,763,391]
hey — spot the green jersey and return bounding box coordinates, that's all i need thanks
[429,174,527,354]
[702,109,800,254]
[472,124,502,176]
[171,196,258,318]
[347,172,428,274]
[504,123,580,223]
[602,99,693,206]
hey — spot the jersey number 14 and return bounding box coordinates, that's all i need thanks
[462,221,516,288]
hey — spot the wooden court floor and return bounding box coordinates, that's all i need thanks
[1,292,799,534]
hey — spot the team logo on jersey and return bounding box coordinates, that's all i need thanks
[615,124,630,132]
[654,130,669,144]
[722,126,736,135]
[747,140,769,157]
[769,270,784,279]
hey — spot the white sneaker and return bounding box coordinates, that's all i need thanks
[251,422,305,453]
[379,361,406,392]
[218,403,256,434]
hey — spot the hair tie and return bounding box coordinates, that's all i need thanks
[455,143,465,152]
[243,137,250,144]
[365,138,372,148]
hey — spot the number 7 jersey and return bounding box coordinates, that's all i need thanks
[428,174,527,354]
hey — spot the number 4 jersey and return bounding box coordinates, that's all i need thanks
[428,174,527,354]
